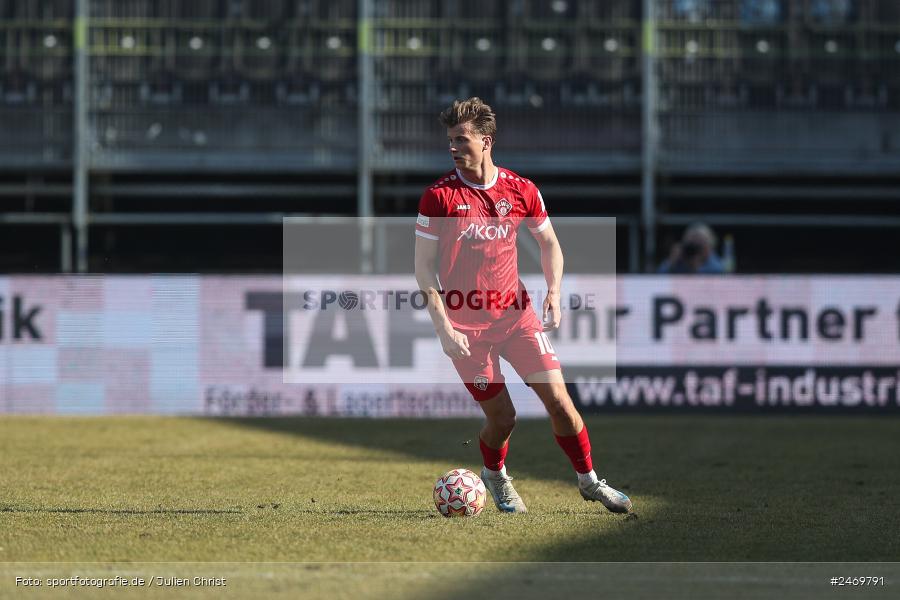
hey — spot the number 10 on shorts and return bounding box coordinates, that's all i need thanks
[534,331,556,356]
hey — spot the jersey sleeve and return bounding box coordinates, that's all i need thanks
[415,188,446,240]
[524,184,550,233]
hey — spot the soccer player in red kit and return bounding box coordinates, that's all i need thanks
[414,98,632,514]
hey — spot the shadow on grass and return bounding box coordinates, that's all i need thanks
[215,415,900,563]
[213,417,619,486]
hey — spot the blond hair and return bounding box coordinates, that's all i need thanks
[439,97,496,138]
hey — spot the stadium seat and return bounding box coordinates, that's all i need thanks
[775,75,817,109]
[31,27,72,83]
[92,27,166,84]
[378,83,430,113]
[740,0,784,25]
[803,26,858,109]
[234,27,284,82]
[232,0,291,21]
[305,0,357,20]
[561,76,638,110]
[843,78,888,110]
[668,0,706,22]
[89,0,154,19]
[574,0,639,21]
[10,0,72,19]
[378,0,440,19]
[139,78,184,106]
[309,26,355,82]
[378,25,446,86]
[658,27,720,85]
[0,70,38,106]
[515,27,573,82]
[173,29,222,82]
[172,0,226,19]
[315,83,356,139]
[521,0,575,19]
[726,2,788,110]
[276,75,320,106]
[285,22,309,72]
[454,28,508,83]
[494,78,539,108]
[94,109,187,150]
[447,0,508,20]
[2,20,71,85]
[806,0,857,25]
[870,2,900,102]
[425,79,471,108]
[209,77,251,106]
[573,23,638,85]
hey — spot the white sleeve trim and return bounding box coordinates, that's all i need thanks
[415,229,439,240]
[528,216,550,233]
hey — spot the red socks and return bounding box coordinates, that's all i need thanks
[479,437,509,471]
[481,426,592,474]
[554,424,593,474]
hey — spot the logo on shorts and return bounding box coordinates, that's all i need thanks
[495,198,512,216]
[473,375,489,391]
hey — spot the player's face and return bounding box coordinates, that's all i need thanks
[447,123,487,170]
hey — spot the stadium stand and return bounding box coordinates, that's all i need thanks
[1,0,899,274]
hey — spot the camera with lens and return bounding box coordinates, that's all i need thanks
[680,241,703,259]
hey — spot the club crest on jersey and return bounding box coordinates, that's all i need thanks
[473,375,489,391]
[495,198,512,216]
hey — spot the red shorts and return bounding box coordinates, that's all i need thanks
[451,310,561,401]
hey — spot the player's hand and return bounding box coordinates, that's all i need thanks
[439,328,471,359]
[542,290,561,331]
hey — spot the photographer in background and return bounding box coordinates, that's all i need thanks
[658,223,727,274]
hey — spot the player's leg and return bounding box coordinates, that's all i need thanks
[502,318,633,513]
[473,387,527,513]
[526,369,632,513]
[476,385,516,465]
[525,369,593,476]
[524,368,583,437]
[450,331,513,461]
[451,339,527,514]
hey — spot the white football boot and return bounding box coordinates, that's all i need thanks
[481,467,528,513]
[579,479,633,513]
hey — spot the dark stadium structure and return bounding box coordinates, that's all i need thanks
[1,0,899,273]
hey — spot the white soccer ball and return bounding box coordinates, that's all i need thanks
[433,468,486,518]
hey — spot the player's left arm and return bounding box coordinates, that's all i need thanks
[531,222,563,331]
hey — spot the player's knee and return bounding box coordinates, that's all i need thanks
[544,401,569,421]
[488,407,517,436]
[497,411,517,436]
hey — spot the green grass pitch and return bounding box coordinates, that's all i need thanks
[1,415,898,598]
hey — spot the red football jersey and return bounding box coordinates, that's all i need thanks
[415,167,550,330]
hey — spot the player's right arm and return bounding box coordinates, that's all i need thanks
[414,190,471,359]
[414,235,471,359]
